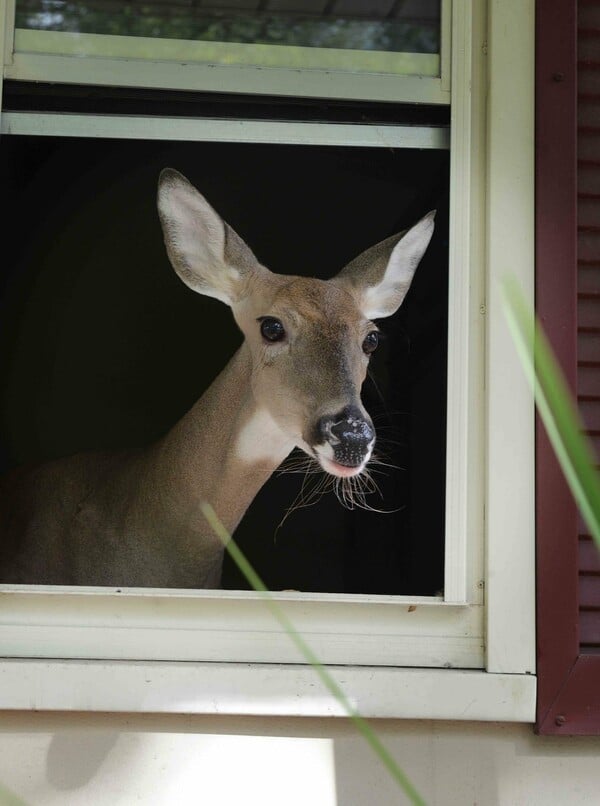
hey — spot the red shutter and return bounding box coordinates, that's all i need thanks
[536,0,600,735]
[578,25,600,647]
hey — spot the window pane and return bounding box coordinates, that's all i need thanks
[16,0,441,55]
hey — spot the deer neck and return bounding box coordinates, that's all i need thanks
[152,342,295,537]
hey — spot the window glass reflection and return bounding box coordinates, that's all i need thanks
[16,0,441,54]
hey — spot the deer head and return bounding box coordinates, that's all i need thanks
[157,169,434,479]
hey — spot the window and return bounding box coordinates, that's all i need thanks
[0,132,450,597]
[0,0,537,721]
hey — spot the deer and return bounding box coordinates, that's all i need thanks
[0,169,434,589]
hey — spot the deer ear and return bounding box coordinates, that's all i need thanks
[335,211,436,319]
[157,168,262,305]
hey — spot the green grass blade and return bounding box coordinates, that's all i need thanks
[200,502,426,806]
[502,276,600,548]
[0,783,28,806]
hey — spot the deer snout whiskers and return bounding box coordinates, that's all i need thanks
[313,406,375,477]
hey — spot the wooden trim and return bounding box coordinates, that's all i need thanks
[485,0,537,675]
[535,0,600,735]
[537,655,600,735]
[13,29,440,76]
[0,112,450,150]
[6,46,449,106]
[535,0,578,732]
[0,660,537,722]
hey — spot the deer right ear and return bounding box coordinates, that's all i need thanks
[334,211,435,319]
[157,168,261,305]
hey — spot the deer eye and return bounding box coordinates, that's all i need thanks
[362,331,379,355]
[259,317,286,343]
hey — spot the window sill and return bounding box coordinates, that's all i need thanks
[0,660,536,722]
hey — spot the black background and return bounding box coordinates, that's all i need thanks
[0,133,448,595]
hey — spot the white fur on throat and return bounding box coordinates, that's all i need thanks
[235,408,293,466]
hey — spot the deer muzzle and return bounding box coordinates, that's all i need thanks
[314,406,375,477]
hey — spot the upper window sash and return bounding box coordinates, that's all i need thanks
[2,0,452,104]
[13,0,443,66]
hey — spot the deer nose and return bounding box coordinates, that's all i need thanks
[317,406,375,467]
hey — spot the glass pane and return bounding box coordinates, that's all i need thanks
[16,0,441,55]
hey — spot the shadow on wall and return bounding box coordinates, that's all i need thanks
[2,714,600,805]
[45,731,120,790]
[42,729,337,805]
[333,720,500,806]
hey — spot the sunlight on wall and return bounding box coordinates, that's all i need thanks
[3,717,600,806]
[0,729,337,806]
[164,735,337,805]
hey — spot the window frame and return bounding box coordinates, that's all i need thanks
[0,0,537,722]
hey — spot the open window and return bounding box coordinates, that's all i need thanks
[0,0,537,721]
[0,131,449,596]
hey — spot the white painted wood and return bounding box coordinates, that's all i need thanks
[2,0,14,67]
[0,583,447,606]
[442,1,487,607]
[14,29,440,76]
[5,51,449,105]
[0,660,536,722]
[443,0,474,604]
[440,0,453,93]
[462,1,488,613]
[0,0,9,129]
[1,112,450,149]
[0,588,484,669]
[485,0,536,674]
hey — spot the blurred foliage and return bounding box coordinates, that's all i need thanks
[0,782,28,806]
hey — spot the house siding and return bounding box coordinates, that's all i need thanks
[1,715,600,806]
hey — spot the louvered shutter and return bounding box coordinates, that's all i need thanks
[536,0,600,735]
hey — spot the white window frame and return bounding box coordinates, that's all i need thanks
[0,0,537,722]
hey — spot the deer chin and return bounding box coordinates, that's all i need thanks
[319,457,367,478]
[312,446,370,478]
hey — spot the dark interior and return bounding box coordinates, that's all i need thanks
[0,133,449,595]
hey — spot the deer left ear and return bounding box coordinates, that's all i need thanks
[157,168,265,307]
[335,211,435,319]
